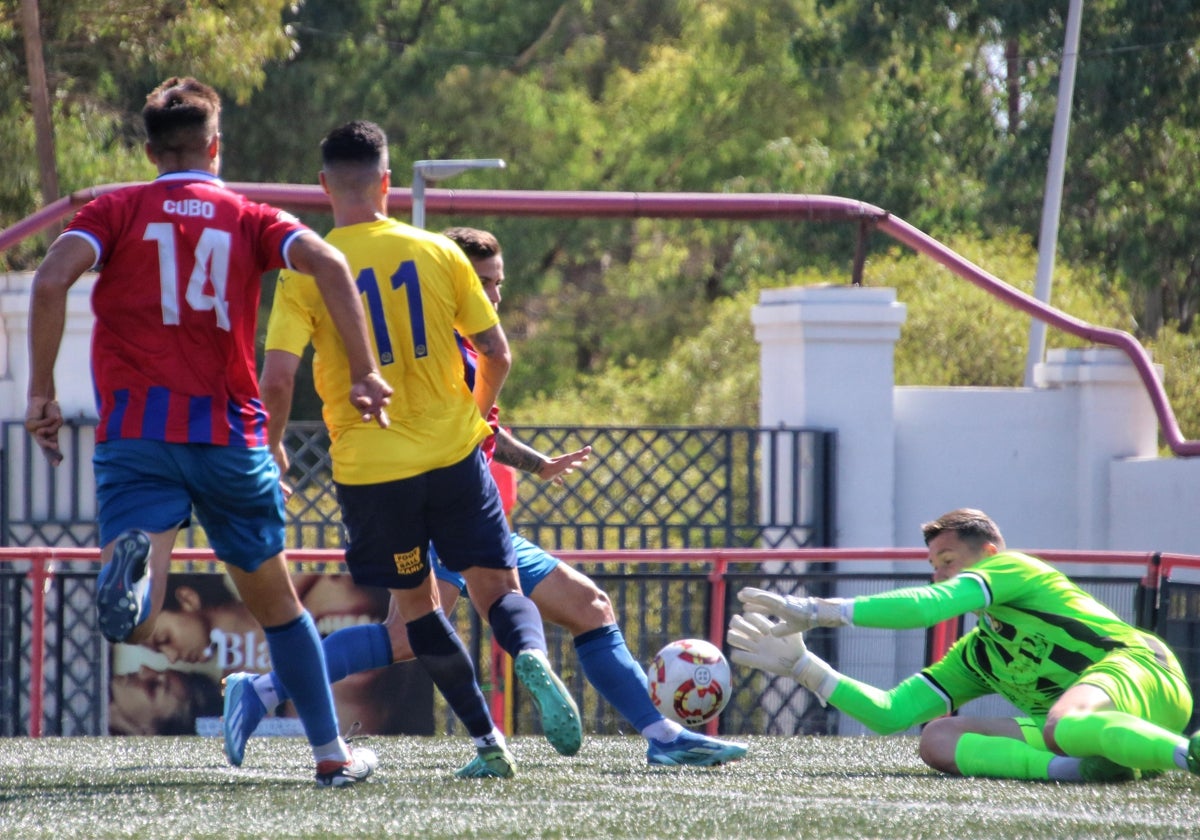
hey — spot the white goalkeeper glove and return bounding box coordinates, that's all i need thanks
[727,613,806,676]
[726,612,840,706]
[737,586,853,636]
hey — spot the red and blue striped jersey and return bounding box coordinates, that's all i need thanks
[455,332,500,462]
[64,171,309,446]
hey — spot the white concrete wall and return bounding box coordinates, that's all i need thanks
[754,284,1200,556]
[1109,458,1200,554]
[894,385,1077,550]
[1,271,97,419]
[753,286,907,549]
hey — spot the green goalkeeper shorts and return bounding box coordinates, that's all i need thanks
[1015,636,1192,748]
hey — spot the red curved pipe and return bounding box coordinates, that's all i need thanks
[2,184,1193,455]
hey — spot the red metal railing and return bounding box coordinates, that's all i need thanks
[7,545,1195,738]
[2,184,1198,456]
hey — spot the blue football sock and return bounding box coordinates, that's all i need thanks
[487,591,547,656]
[408,609,495,740]
[268,622,392,705]
[264,611,339,748]
[575,624,664,731]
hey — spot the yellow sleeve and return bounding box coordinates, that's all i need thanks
[265,269,320,356]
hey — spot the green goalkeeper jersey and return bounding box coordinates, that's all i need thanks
[853,551,1164,718]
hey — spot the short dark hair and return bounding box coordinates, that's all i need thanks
[442,227,501,260]
[143,77,221,156]
[320,120,388,169]
[161,574,237,612]
[921,508,1005,550]
[160,671,223,735]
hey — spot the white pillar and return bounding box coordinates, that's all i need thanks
[0,271,97,421]
[1034,346,1160,552]
[752,286,907,547]
[753,286,910,734]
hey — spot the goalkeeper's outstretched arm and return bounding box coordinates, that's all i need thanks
[728,613,947,734]
[739,574,987,635]
[827,673,948,735]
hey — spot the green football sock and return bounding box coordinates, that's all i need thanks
[953,732,1054,780]
[1052,710,1186,771]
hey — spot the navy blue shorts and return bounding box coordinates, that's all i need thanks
[335,448,517,590]
[93,438,286,571]
[433,532,562,596]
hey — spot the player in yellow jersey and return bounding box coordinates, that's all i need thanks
[227,225,746,770]
[224,120,580,778]
[730,508,1199,783]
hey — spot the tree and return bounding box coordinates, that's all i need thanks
[19,0,57,212]
[818,1,1200,335]
[4,0,1198,433]
[0,0,299,268]
[225,0,862,416]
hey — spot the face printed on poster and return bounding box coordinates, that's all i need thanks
[107,568,433,736]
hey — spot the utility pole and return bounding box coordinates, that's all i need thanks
[1024,0,1083,386]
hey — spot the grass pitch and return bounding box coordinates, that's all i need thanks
[2,734,1197,839]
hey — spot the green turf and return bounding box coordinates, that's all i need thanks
[1,735,1196,839]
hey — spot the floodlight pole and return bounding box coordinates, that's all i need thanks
[411,159,506,229]
[1024,0,1083,386]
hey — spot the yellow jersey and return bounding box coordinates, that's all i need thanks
[266,218,500,484]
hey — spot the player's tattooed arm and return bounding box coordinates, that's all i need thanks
[493,430,592,485]
[493,429,550,475]
[467,323,511,419]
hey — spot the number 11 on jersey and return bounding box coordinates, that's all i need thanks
[356,260,426,365]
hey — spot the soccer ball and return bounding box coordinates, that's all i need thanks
[646,638,731,727]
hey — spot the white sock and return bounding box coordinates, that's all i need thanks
[472,729,508,750]
[641,719,684,742]
[1047,756,1084,782]
[313,737,350,764]
[252,673,280,712]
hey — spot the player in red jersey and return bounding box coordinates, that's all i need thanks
[23,77,390,787]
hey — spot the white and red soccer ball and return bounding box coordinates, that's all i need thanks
[646,638,731,727]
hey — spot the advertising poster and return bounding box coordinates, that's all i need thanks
[108,567,434,737]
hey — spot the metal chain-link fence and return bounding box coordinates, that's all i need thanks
[1,418,838,737]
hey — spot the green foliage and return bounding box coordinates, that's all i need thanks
[888,232,1137,387]
[49,1,297,103]
[823,5,1002,237]
[507,284,762,426]
[511,230,1154,428]
[5,0,1200,442]
[1146,323,1200,441]
[0,0,299,268]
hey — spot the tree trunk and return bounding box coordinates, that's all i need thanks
[1006,37,1020,133]
[20,0,60,214]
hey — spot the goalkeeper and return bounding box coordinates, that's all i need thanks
[729,508,1199,783]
